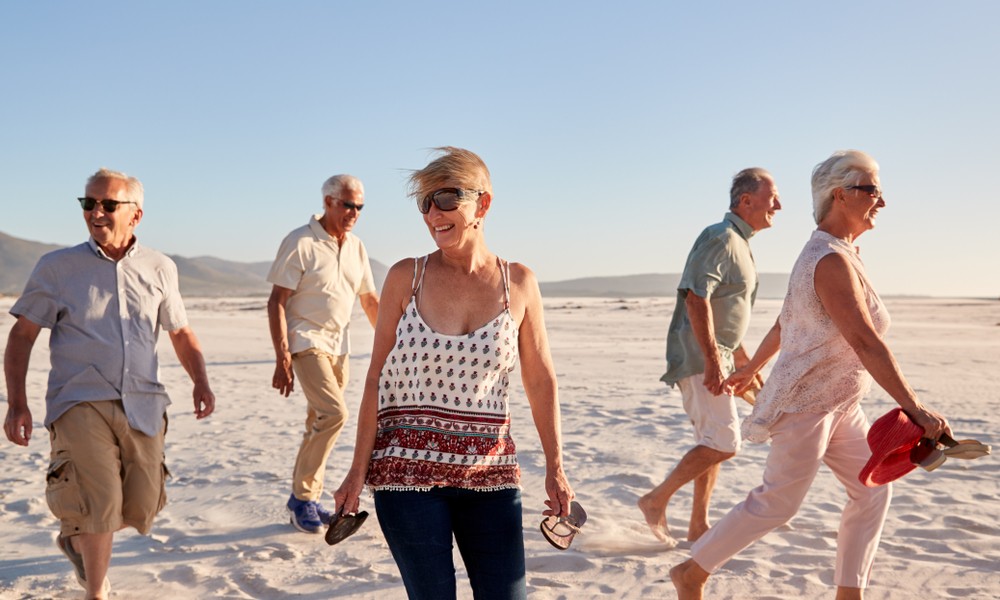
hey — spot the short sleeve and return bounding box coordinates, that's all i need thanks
[266,233,305,291]
[158,257,188,331]
[10,258,60,328]
[678,235,729,298]
[357,241,376,295]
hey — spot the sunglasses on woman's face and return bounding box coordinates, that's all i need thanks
[417,188,483,214]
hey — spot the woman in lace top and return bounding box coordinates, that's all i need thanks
[671,150,951,600]
[335,147,574,600]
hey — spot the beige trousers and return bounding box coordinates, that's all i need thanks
[290,349,349,501]
[691,403,892,588]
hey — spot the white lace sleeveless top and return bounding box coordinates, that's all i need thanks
[743,230,890,443]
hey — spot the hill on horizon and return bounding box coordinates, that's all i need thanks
[0,230,787,299]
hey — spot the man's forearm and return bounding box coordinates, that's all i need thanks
[685,292,720,367]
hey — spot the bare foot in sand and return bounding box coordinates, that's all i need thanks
[637,495,672,542]
[670,559,709,600]
[687,520,710,542]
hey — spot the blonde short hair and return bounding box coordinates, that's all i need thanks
[407,147,492,200]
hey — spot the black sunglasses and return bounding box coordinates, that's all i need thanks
[845,185,883,199]
[78,197,138,213]
[332,198,364,212]
[417,188,483,214]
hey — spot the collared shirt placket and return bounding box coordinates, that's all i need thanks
[117,249,133,404]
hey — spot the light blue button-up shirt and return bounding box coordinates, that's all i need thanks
[11,238,188,436]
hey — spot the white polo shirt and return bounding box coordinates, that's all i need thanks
[267,215,376,356]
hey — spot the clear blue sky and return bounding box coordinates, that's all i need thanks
[2,1,998,297]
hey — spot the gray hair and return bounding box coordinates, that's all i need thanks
[321,174,364,203]
[87,167,144,210]
[810,150,880,223]
[729,168,772,209]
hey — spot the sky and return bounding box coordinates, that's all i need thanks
[2,1,998,297]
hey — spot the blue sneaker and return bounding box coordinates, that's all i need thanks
[315,502,334,526]
[286,494,323,534]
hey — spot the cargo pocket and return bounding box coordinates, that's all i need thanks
[45,456,88,521]
[156,461,171,513]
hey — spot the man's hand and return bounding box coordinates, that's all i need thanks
[193,382,215,419]
[4,405,33,446]
[702,360,727,396]
[273,353,295,397]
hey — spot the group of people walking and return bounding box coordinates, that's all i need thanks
[3,147,955,600]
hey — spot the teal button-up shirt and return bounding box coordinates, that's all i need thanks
[661,212,758,386]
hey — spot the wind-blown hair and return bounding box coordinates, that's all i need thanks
[87,168,144,210]
[407,147,492,200]
[729,167,772,209]
[321,174,364,204]
[811,150,880,223]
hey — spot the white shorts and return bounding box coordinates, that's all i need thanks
[679,374,741,453]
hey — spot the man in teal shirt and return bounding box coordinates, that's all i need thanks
[639,167,781,544]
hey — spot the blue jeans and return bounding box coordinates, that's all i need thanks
[374,487,527,600]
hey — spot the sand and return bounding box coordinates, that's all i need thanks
[1,295,998,599]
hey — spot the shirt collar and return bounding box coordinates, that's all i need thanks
[87,237,141,260]
[724,212,755,240]
[309,214,336,243]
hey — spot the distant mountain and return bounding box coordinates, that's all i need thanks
[0,232,64,295]
[1,231,783,298]
[539,272,789,299]
[0,231,389,297]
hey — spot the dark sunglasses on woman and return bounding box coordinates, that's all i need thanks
[417,188,484,214]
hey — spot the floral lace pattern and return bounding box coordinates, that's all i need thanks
[743,231,890,443]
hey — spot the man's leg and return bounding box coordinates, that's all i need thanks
[48,402,125,598]
[689,461,721,541]
[639,375,739,541]
[638,445,733,542]
[290,350,349,501]
[72,532,113,599]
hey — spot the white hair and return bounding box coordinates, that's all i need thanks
[87,167,144,209]
[811,150,880,223]
[321,174,364,205]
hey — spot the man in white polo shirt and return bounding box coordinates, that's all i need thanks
[267,174,379,534]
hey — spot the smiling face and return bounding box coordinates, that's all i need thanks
[422,183,490,249]
[322,188,364,240]
[737,175,781,231]
[83,176,142,257]
[842,172,885,234]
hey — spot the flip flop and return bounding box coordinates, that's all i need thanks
[540,501,587,551]
[940,433,991,460]
[324,509,369,546]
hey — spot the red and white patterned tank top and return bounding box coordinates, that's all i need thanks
[366,256,521,492]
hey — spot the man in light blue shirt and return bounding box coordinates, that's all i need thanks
[639,168,781,545]
[4,168,215,598]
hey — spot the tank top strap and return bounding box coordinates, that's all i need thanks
[499,257,511,310]
[412,256,430,294]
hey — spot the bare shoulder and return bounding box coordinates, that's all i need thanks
[814,251,856,288]
[383,258,421,307]
[506,261,539,291]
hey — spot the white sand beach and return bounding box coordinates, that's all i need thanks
[1,296,998,599]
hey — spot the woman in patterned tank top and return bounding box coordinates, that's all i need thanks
[335,147,574,600]
[671,150,952,600]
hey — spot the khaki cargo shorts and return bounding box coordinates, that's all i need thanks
[46,400,168,536]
